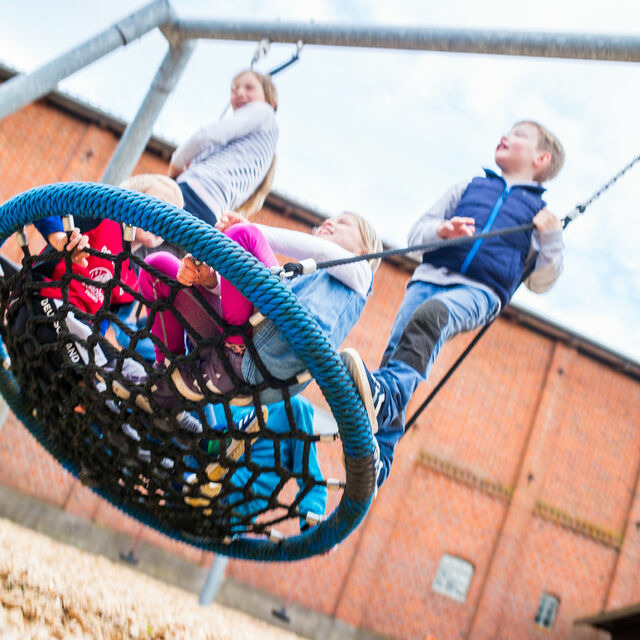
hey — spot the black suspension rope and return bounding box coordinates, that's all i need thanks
[404,152,640,431]
[282,152,640,432]
[281,222,536,279]
[282,151,640,277]
[403,254,537,432]
[575,151,640,213]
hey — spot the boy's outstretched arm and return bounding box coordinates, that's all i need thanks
[525,208,564,293]
[407,181,468,249]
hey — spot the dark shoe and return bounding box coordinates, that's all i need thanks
[106,357,152,412]
[153,410,203,434]
[168,359,206,402]
[175,347,252,406]
[340,348,386,434]
[201,347,245,394]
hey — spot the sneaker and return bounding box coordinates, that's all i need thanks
[154,411,203,434]
[340,348,386,434]
[201,347,245,395]
[105,357,153,412]
[95,379,123,416]
[206,406,268,482]
[170,352,253,407]
[117,360,192,415]
[169,360,205,403]
[174,411,203,434]
[106,356,148,387]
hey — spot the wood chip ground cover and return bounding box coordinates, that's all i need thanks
[0,518,303,640]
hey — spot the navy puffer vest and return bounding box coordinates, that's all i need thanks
[425,170,546,306]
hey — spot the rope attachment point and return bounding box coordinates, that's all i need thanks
[283,259,317,279]
[62,215,74,233]
[15,228,28,248]
[123,224,136,243]
[562,205,585,228]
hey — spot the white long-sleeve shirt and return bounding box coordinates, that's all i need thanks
[408,180,564,304]
[172,101,278,218]
[255,224,372,298]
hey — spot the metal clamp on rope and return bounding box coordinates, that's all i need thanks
[270,264,285,279]
[251,38,271,68]
[283,258,317,279]
[62,215,75,233]
[123,224,136,243]
[249,310,269,334]
[304,511,323,527]
[15,228,28,248]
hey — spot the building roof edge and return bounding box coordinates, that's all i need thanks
[2,60,638,380]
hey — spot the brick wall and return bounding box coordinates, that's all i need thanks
[1,92,639,640]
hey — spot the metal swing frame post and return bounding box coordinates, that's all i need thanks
[199,554,229,606]
[101,38,194,185]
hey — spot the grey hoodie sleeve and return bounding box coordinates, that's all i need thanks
[524,227,564,293]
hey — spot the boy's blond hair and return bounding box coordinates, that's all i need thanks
[516,120,565,182]
[344,212,383,274]
[119,173,184,208]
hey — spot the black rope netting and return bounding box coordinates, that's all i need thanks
[1,241,337,542]
[0,184,383,561]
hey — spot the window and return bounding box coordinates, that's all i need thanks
[432,554,474,602]
[534,593,560,629]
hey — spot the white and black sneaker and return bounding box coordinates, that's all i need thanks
[340,348,386,434]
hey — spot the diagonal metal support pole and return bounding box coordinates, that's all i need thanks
[0,0,172,121]
[101,38,194,185]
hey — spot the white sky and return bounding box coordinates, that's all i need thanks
[1,0,639,362]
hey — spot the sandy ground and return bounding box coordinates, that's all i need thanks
[0,517,304,640]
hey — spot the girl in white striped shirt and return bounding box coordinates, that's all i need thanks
[168,70,279,227]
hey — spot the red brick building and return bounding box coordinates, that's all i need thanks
[1,64,639,639]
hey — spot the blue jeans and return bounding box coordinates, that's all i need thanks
[374,280,500,485]
[111,302,156,362]
[241,270,368,404]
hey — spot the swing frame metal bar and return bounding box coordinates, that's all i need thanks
[171,19,640,62]
[0,0,639,185]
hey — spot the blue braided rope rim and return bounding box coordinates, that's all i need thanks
[0,182,376,562]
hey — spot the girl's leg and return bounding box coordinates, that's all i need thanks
[221,223,279,327]
[139,252,189,361]
[140,251,224,362]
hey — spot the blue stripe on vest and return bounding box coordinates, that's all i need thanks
[423,170,546,306]
[460,185,511,274]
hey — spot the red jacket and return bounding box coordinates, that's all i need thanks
[39,219,139,315]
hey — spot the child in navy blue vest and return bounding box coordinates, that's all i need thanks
[342,120,566,489]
